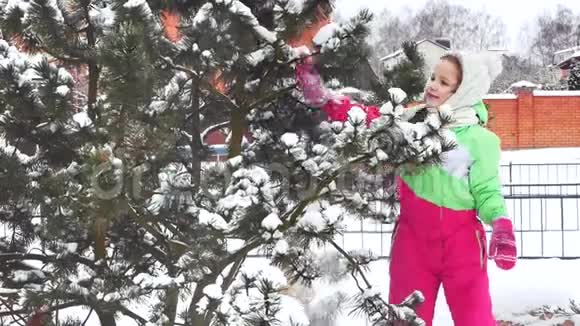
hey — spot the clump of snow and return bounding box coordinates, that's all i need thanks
[229,1,277,43]
[193,3,213,27]
[11,270,45,282]
[301,158,319,174]
[299,204,326,232]
[312,144,328,155]
[245,46,274,67]
[89,5,116,29]
[510,80,540,89]
[133,273,177,288]
[18,68,41,87]
[201,50,213,60]
[0,288,19,294]
[289,45,311,61]
[323,205,343,225]
[197,209,228,230]
[64,242,78,253]
[289,146,307,161]
[57,67,73,84]
[347,106,366,125]
[313,23,340,46]
[5,0,31,15]
[375,149,389,161]
[388,87,407,104]
[123,0,146,9]
[55,85,70,96]
[273,239,289,255]
[66,161,80,176]
[281,132,299,147]
[380,101,394,115]
[227,155,243,168]
[244,78,260,92]
[203,284,223,300]
[103,292,121,302]
[261,212,282,231]
[238,260,288,289]
[73,112,93,128]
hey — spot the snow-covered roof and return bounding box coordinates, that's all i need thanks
[509,80,540,89]
[556,50,580,69]
[379,39,449,62]
[533,90,580,97]
[554,45,580,55]
[483,94,517,100]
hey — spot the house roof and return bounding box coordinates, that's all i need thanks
[556,50,580,69]
[379,39,450,62]
[555,45,580,56]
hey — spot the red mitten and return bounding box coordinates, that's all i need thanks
[321,98,380,126]
[295,59,330,107]
[488,218,517,270]
[295,59,381,126]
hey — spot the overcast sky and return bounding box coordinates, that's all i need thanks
[334,0,579,53]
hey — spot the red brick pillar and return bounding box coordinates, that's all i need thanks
[513,87,535,148]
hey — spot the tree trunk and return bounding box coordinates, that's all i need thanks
[95,309,117,326]
[190,78,202,191]
[163,286,179,326]
[228,108,246,158]
[187,278,213,326]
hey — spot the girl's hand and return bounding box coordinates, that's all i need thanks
[488,217,517,270]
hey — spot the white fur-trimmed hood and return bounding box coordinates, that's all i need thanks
[443,51,503,110]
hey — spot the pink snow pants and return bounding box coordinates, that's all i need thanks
[388,180,495,326]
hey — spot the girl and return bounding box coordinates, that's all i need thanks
[296,52,517,326]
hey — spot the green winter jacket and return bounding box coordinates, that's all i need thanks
[400,101,508,225]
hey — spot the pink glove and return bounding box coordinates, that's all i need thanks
[295,59,330,107]
[321,98,380,126]
[488,218,517,270]
[295,59,381,126]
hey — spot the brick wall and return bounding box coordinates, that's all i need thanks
[484,89,580,149]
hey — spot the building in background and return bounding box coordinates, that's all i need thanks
[554,45,580,80]
[380,38,451,77]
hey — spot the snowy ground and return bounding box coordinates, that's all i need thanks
[302,258,580,325]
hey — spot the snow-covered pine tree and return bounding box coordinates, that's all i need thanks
[0,1,453,325]
[568,60,580,90]
[382,41,426,101]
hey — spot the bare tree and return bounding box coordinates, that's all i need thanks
[471,10,508,51]
[368,0,509,63]
[530,5,580,66]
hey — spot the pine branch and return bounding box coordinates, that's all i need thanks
[187,239,261,323]
[159,56,240,112]
[0,297,27,325]
[0,252,96,269]
[117,305,148,324]
[220,255,245,296]
[36,46,87,64]
[282,154,370,229]
[81,308,93,326]
[248,84,297,110]
[0,300,80,318]
[226,1,278,45]
[189,77,202,191]
[327,239,371,291]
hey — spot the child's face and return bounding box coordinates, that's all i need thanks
[424,59,461,107]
